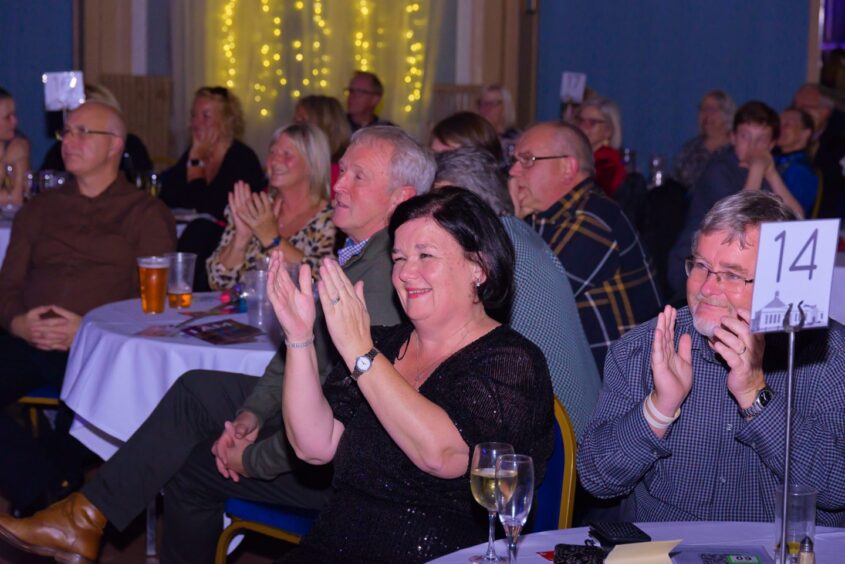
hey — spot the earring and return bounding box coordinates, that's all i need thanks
[474,279,481,288]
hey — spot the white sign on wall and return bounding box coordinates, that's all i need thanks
[751,219,840,333]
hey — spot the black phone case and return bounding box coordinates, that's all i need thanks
[588,521,651,547]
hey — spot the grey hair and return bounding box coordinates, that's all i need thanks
[480,84,517,131]
[581,96,623,149]
[543,121,595,177]
[269,122,331,199]
[701,89,736,131]
[693,191,797,252]
[434,147,514,216]
[349,125,435,195]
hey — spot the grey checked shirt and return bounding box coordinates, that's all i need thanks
[578,307,845,525]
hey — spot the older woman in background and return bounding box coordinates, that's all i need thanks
[576,95,626,197]
[476,84,520,158]
[270,187,553,563]
[294,95,351,189]
[673,90,735,190]
[0,88,30,207]
[208,122,336,289]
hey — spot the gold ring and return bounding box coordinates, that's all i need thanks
[738,344,747,355]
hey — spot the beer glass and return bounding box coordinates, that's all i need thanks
[137,256,169,314]
[166,252,196,308]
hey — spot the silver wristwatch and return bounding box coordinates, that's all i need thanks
[350,348,379,382]
[739,387,774,419]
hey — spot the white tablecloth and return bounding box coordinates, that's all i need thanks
[429,521,845,563]
[0,218,12,267]
[62,293,278,460]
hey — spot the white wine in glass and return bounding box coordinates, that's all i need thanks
[469,442,514,562]
[496,454,534,564]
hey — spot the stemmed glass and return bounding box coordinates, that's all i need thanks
[470,442,514,562]
[495,454,534,564]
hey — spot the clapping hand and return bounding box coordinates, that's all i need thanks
[710,308,766,410]
[317,259,373,369]
[228,181,254,242]
[267,251,316,342]
[650,305,693,418]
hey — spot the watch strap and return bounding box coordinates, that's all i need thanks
[739,386,774,419]
[261,235,283,253]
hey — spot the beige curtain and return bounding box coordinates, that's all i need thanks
[171,0,442,157]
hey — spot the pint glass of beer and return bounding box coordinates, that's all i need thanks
[137,256,169,314]
[165,252,197,308]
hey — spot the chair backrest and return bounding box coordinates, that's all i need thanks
[531,397,577,531]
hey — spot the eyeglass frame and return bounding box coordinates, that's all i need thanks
[511,153,571,169]
[684,256,754,290]
[56,126,120,141]
[344,87,379,96]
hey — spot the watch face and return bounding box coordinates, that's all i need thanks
[356,356,372,372]
[758,388,774,407]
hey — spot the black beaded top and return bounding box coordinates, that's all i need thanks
[281,322,554,563]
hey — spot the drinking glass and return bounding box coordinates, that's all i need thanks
[470,442,514,562]
[496,454,534,564]
[137,256,169,314]
[166,252,196,308]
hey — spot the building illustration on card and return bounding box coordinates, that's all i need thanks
[750,219,840,334]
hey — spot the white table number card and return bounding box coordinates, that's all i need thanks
[560,72,587,103]
[751,219,840,333]
[42,71,85,112]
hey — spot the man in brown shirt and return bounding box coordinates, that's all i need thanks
[0,101,176,515]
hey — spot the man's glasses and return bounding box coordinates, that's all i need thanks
[344,87,378,96]
[511,153,570,169]
[56,126,119,141]
[684,257,754,292]
[574,116,605,128]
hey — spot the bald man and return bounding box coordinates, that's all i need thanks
[0,101,176,516]
[509,121,662,369]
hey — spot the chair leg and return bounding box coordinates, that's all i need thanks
[28,407,40,439]
[145,497,157,557]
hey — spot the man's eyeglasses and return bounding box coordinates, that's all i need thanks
[511,153,570,169]
[344,87,378,96]
[684,257,754,291]
[574,117,605,128]
[56,126,119,141]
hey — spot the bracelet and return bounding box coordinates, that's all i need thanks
[646,393,680,423]
[642,395,681,430]
[188,158,205,168]
[261,235,283,253]
[285,335,314,349]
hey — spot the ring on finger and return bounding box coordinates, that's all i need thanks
[738,343,747,355]
[330,295,341,305]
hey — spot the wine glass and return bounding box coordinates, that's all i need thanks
[495,454,534,564]
[470,442,514,562]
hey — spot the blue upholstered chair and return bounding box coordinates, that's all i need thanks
[530,397,577,531]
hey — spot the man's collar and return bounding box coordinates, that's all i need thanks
[535,177,596,219]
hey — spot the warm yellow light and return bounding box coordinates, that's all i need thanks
[292,89,301,98]
[311,69,319,76]
[260,44,269,54]
[313,40,320,49]
[302,78,310,86]
[228,69,236,76]
[404,104,412,112]
[280,78,287,85]
[262,60,270,67]
[405,31,413,39]
[355,32,363,39]
[293,40,302,49]
[273,53,281,61]
[261,4,269,12]
[254,95,261,102]
[260,108,269,117]
[295,53,304,61]
[319,80,327,87]
[404,76,412,83]
[273,16,280,24]
[226,79,234,88]
[294,1,303,9]
[273,29,281,37]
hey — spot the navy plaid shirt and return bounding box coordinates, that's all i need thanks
[530,179,662,369]
[578,307,845,525]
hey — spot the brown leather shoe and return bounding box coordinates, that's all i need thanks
[0,492,105,563]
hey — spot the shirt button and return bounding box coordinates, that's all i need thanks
[726,424,733,431]
[719,476,726,484]
[651,450,659,457]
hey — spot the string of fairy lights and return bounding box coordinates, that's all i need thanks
[217,0,427,120]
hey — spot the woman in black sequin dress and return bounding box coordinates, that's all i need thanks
[267,188,554,563]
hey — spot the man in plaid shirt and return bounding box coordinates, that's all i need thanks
[510,122,662,370]
[578,191,845,524]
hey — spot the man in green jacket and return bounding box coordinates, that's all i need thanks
[0,126,435,564]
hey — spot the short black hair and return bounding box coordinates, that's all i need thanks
[388,187,514,323]
[430,111,503,162]
[734,100,780,139]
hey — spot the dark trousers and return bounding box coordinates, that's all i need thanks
[82,370,332,564]
[0,330,80,510]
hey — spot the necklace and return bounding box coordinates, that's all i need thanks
[411,319,476,390]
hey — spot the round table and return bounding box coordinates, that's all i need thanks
[428,521,845,563]
[62,293,278,460]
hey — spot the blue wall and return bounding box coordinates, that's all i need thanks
[0,1,73,169]
[537,0,810,170]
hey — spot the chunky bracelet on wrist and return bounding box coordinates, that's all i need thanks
[261,235,283,253]
[285,335,314,349]
[643,394,681,430]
